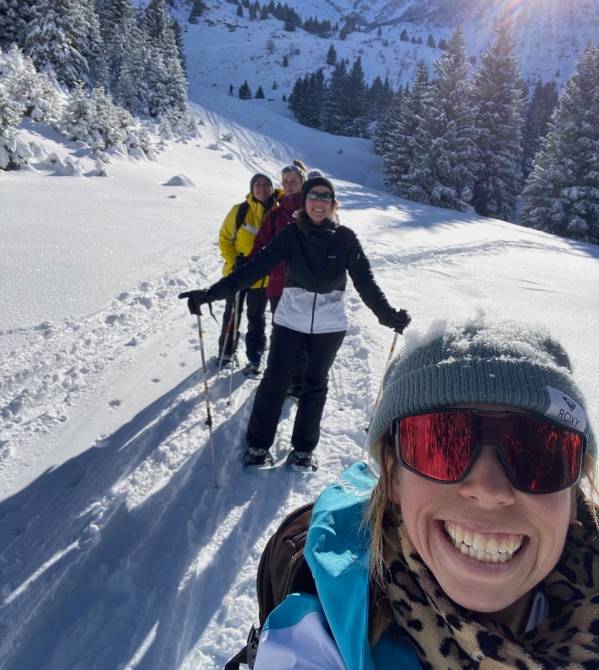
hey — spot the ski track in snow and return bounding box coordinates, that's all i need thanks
[0,285,379,669]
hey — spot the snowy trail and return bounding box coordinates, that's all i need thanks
[0,281,380,669]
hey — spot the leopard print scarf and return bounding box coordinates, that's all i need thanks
[383,505,599,669]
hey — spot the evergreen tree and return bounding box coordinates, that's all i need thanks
[322,58,347,134]
[401,30,477,210]
[522,80,558,179]
[382,62,429,193]
[326,43,336,66]
[255,85,265,98]
[144,0,188,114]
[188,0,207,23]
[522,44,599,243]
[98,0,135,90]
[345,56,367,136]
[239,80,252,99]
[236,4,243,18]
[373,87,403,157]
[471,21,524,221]
[76,0,108,86]
[400,28,409,42]
[427,34,436,48]
[0,0,33,49]
[116,10,148,115]
[25,0,92,87]
[438,37,448,50]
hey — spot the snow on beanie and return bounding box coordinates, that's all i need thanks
[249,173,273,192]
[368,315,596,456]
[301,176,336,206]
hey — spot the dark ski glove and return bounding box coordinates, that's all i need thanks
[178,289,213,315]
[382,308,411,334]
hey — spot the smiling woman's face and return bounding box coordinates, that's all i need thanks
[392,406,576,614]
[305,187,334,224]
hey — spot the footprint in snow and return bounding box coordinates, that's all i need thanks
[151,378,160,383]
[109,399,121,408]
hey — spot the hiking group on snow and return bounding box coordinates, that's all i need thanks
[179,165,598,669]
[180,162,410,472]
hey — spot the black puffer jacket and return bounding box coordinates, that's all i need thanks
[208,217,395,334]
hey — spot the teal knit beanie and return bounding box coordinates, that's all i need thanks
[368,316,595,457]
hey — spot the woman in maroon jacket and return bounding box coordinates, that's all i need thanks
[252,162,309,395]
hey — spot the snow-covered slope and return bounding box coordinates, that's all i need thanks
[181,0,599,97]
[1,93,598,668]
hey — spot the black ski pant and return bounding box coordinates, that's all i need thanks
[268,296,308,388]
[218,288,267,364]
[246,324,345,454]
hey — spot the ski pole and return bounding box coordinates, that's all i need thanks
[362,331,399,455]
[227,291,241,406]
[218,297,237,374]
[329,366,344,411]
[196,308,219,488]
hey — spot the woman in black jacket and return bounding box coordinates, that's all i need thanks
[180,176,410,471]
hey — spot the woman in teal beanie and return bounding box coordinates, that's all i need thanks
[251,316,598,669]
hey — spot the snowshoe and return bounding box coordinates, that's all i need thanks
[285,449,318,473]
[243,447,275,470]
[242,360,261,377]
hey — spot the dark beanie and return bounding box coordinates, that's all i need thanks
[302,176,335,206]
[250,173,273,192]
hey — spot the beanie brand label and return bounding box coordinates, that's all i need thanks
[545,386,587,432]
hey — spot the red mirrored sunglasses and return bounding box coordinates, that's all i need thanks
[391,409,586,494]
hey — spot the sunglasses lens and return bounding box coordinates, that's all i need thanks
[399,412,473,482]
[396,411,585,493]
[307,191,333,201]
[500,416,584,493]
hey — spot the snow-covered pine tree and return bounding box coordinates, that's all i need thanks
[0,77,30,169]
[62,82,98,145]
[521,44,599,244]
[373,88,402,156]
[384,62,430,196]
[345,56,368,136]
[322,59,347,135]
[255,85,265,99]
[188,0,207,23]
[116,14,149,115]
[72,0,108,87]
[522,80,558,180]
[143,0,188,115]
[25,0,91,87]
[326,43,336,66]
[0,0,33,49]
[304,69,325,128]
[239,80,252,99]
[98,0,136,90]
[0,45,62,123]
[471,20,524,222]
[287,76,303,116]
[367,75,393,122]
[401,29,477,210]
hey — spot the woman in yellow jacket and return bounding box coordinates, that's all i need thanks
[217,173,278,371]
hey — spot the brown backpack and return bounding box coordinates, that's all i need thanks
[225,503,317,669]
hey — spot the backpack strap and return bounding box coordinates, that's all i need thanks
[235,201,250,233]
[225,503,315,668]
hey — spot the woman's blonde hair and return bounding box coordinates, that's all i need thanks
[367,435,599,587]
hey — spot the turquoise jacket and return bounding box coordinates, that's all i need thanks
[254,463,421,670]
